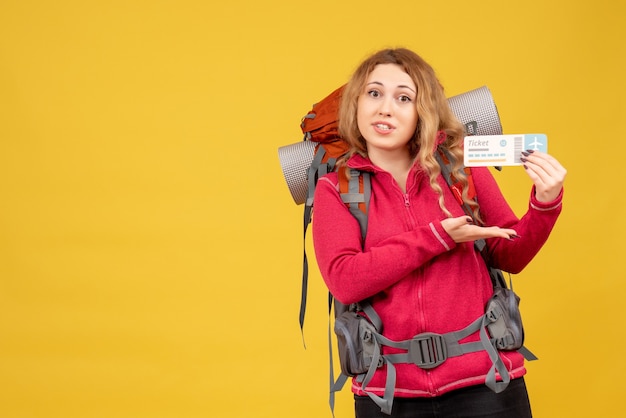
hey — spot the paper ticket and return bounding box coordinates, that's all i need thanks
[463,134,548,167]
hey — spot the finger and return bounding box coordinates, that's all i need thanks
[523,160,549,188]
[523,151,567,179]
[522,158,565,202]
[488,227,518,239]
[522,155,564,190]
[525,154,566,185]
[441,216,474,237]
[453,215,474,227]
[526,150,563,168]
[474,226,517,240]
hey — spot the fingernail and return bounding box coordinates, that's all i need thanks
[521,151,530,157]
[525,149,535,154]
[509,234,521,239]
[523,164,529,170]
[466,217,473,223]
[520,157,528,163]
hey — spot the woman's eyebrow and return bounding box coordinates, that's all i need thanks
[366,81,416,93]
[398,84,416,93]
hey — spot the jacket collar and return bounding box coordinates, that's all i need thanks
[346,153,377,172]
[347,153,422,175]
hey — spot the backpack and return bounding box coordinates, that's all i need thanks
[326,151,537,415]
[277,85,536,415]
[278,85,503,333]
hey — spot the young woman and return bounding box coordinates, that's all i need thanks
[312,48,566,418]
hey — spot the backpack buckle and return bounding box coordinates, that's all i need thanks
[409,332,448,369]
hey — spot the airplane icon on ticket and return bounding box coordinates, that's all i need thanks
[525,135,547,152]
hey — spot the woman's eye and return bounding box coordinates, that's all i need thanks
[367,90,381,98]
[398,95,412,103]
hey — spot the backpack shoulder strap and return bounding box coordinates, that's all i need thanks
[328,168,372,414]
[338,167,371,240]
[299,160,369,339]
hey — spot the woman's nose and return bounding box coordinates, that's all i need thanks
[378,97,392,116]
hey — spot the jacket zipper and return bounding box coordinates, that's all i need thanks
[405,189,436,394]
[403,193,418,230]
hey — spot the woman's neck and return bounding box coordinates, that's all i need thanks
[367,148,413,193]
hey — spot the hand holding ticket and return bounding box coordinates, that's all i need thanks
[464,134,548,167]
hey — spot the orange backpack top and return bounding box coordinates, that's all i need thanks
[300,84,344,144]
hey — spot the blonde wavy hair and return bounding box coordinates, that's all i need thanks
[338,48,479,220]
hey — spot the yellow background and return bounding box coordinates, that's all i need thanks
[1,0,624,417]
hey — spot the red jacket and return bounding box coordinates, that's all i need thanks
[312,153,563,398]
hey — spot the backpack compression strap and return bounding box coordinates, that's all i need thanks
[300,146,337,338]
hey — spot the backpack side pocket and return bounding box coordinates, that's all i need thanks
[334,311,380,376]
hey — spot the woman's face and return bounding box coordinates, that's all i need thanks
[356,63,418,157]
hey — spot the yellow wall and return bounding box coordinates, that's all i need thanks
[0,0,624,417]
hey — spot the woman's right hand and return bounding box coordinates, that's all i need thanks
[441,216,517,243]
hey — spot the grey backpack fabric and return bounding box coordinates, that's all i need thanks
[334,306,381,377]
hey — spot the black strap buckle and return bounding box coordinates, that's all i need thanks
[409,332,448,369]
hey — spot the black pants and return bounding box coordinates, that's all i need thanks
[354,377,532,418]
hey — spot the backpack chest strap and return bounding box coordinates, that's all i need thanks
[377,314,486,369]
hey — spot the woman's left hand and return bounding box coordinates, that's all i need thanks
[521,151,567,202]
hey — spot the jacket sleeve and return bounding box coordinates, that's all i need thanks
[471,167,563,273]
[312,173,456,304]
